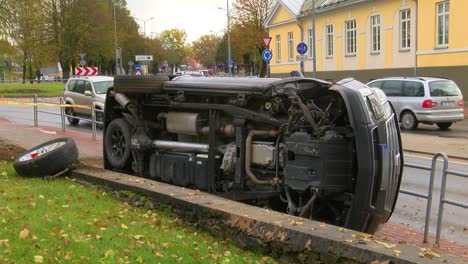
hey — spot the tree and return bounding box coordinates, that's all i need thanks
[231,0,275,76]
[191,34,222,68]
[159,29,189,71]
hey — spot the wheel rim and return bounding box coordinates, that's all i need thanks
[110,127,126,159]
[401,113,415,129]
[18,141,66,161]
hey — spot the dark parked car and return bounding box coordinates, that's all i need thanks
[103,75,403,234]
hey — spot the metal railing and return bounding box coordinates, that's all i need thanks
[401,152,467,246]
[33,94,102,140]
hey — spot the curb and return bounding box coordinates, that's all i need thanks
[71,167,465,264]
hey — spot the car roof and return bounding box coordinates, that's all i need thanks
[369,76,449,82]
[70,76,114,82]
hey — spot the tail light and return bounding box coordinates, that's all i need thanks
[458,99,465,107]
[422,100,438,108]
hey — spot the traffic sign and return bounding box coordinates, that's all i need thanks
[261,36,272,48]
[133,64,142,71]
[227,59,234,66]
[75,66,98,76]
[297,42,308,55]
[79,59,86,66]
[135,55,153,61]
[296,54,308,61]
[262,49,273,62]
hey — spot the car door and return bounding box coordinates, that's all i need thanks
[400,81,425,114]
[73,80,91,116]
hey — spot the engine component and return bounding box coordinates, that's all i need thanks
[159,112,204,135]
[251,142,275,167]
[284,132,353,192]
[152,140,209,153]
[220,143,236,173]
[245,130,279,185]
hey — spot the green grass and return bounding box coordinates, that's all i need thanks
[0,83,64,97]
[0,161,276,263]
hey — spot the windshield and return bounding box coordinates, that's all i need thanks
[429,81,461,97]
[93,81,113,94]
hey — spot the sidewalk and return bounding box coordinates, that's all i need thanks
[0,118,466,259]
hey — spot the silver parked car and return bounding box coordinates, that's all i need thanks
[367,77,464,130]
[62,76,114,125]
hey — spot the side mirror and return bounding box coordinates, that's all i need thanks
[84,90,92,96]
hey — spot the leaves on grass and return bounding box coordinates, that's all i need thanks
[33,255,43,263]
[19,228,29,239]
[121,224,128,229]
[1,171,7,177]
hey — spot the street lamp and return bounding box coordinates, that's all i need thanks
[218,0,232,77]
[135,17,154,37]
[112,0,122,75]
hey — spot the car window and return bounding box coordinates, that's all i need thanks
[429,81,461,96]
[93,81,113,94]
[368,81,383,89]
[84,81,92,92]
[402,81,424,97]
[74,80,86,94]
[67,80,77,92]
[381,81,402,96]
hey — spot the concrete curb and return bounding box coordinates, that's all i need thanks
[72,167,465,264]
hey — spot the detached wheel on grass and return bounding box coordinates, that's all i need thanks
[13,138,79,177]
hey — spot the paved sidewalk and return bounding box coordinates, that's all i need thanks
[0,118,466,259]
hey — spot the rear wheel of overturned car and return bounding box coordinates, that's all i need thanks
[113,75,168,94]
[104,118,132,169]
[400,111,418,130]
[65,105,79,125]
[13,137,79,177]
[437,122,452,130]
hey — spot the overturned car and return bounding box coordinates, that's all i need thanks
[103,75,403,234]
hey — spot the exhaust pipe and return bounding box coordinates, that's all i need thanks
[245,129,280,185]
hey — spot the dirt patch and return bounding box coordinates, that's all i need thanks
[0,139,26,161]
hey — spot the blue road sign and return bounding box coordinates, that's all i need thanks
[262,49,272,62]
[133,64,142,71]
[227,59,234,66]
[297,42,308,55]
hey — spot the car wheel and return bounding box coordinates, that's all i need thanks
[400,111,418,130]
[13,138,79,177]
[104,118,132,169]
[437,122,452,130]
[113,75,169,94]
[65,106,79,125]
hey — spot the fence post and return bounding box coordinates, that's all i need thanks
[33,94,38,126]
[435,153,449,246]
[59,97,66,132]
[91,103,96,141]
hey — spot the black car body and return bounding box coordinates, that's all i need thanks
[103,76,403,234]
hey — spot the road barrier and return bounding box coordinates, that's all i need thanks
[32,95,102,140]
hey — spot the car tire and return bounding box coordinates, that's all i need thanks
[13,138,79,177]
[437,122,452,130]
[400,111,418,130]
[113,75,169,94]
[65,105,79,125]
[104,118,132,169]
[96,111,104,129]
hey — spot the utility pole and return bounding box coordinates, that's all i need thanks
[227,0,232,76]
[312,0,317,78]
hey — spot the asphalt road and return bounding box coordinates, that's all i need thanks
[0,103,467,243]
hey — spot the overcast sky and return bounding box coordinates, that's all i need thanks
[126,0,232,43]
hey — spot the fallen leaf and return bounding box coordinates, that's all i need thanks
[1,171,7,177]
[121,224,128,229]
[19,228,29,239]
[62,205,70,208]
[104,249,114,258]
[34,256,43,263]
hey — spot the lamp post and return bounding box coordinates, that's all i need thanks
[113,0,121,75]
[311,0,317,78]
[135,17,154,37]
[218,0,232,76]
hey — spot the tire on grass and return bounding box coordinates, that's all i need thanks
[13,138,79,177]
[113,75,168,94]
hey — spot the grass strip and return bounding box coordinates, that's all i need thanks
[0,83,64,97]
[0,161,276,263]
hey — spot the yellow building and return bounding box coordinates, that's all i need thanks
[266,0,468,96]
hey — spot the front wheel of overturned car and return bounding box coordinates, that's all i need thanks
[13,137,79,177]
[400,111,418,130]
[104,118,132,169]
[437,122,452,130]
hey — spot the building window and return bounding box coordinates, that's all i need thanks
[288,32,294,61]
[275,35,281,62]
[370,15,381,53]
[345,20,357,55]
[400,9,411,50]
[308,28,313,58]
[326,25,334,57]
[436,1,449,47]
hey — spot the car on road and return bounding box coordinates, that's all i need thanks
[367,77,464,130]
[102,75,403,234]
[62,76,114,125]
